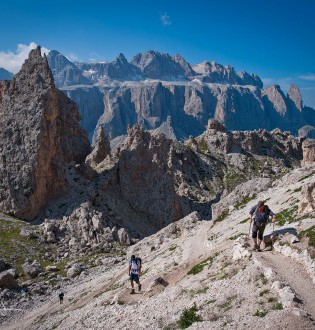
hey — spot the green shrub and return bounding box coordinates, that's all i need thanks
[259,289,269,297]
[178,303,201,329]
[272,303,283,310]
[169,245,177,251]
[253,309,268,317]
[215,210,229,223]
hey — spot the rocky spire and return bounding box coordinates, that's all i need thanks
[0,46,90,220]
[86,126,111,167]
[288,84,303,111]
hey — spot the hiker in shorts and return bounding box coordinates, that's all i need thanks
[59,291,64,304]
[249,201,276,252]
[128,255,142,294]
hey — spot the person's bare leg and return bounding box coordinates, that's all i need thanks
[253,238,258,250]
[130,280,135,293]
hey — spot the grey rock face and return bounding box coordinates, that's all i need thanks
[46,49,315,141]
[22,260,43,278]
[301,139,315,166]
[131,51,190,79]
[77,53,141,82]
[212,178,272,221]
[62,86,105,140]
[0,68,14,81]
[97,82,269,140]
[47,50,89,87]
[299,125,315,139]
[0,269,18,289]
[193,61,263,88]
[0,46,90,220]
[299,181,315,214]
[287,84,303,111]
[200,120,303,162]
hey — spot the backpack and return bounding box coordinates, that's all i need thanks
[130,257,142,273]
[254,205,269,225]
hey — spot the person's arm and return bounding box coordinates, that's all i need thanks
[128,264,131,276]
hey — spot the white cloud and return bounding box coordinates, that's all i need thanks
[0,42,49,74]
[160,12,171,26]
[298,74,315,81]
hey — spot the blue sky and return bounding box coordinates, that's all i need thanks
[0,0,314,107]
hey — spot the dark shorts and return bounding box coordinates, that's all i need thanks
[252,223,266,240]
[130,273,139,283]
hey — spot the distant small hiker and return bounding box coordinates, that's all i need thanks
[249,201,276,252]
[59,291,64,304]
[128,255,142,294]
[92,229,98,243]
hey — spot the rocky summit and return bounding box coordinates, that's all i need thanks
[0,46,90,220]
[0,47,315,330]
[47,50,315,141]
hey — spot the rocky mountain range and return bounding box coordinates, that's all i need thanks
[0,47,315,330]
[44,50,315,142]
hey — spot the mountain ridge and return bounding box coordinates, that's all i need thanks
[47,49,315,142]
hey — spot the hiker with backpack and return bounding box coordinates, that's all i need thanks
[58,291,64,304]
[249,201,276,252]
[128,255,142,294]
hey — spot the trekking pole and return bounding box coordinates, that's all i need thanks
[272,222,275,235]
[248,220,252,239]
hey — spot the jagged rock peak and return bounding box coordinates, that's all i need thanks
[288,84,303,111]
[17,45,54,87]
[86,126,111,167]
[0,47,90,219]
[117,53,128,63]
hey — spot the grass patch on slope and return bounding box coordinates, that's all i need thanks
[276,206,298,226]
[187,253,219,275]
[0,218,59,279]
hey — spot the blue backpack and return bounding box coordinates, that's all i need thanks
[254,206,269,225]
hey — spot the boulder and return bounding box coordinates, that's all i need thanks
[67,264,83,278]
[0,269,18,289]
[232,237,252,260]
[271,281,297,308]
[117,228,130,245]
[22,260,43,278]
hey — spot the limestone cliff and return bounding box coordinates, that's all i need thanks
[0,46,90,219]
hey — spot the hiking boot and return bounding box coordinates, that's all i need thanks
[252,245,258,251]
[138,284,142,292]
[130,288,135,294]
[256,247,262,252]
